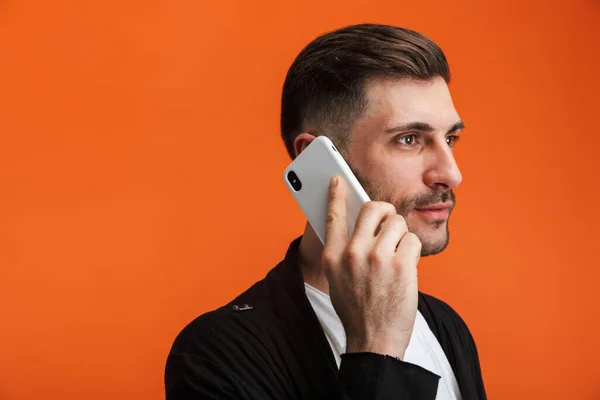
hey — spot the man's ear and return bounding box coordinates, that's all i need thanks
[293,133,318,158]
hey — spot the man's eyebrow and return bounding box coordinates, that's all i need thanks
[448,120,465,134]
[385,120,465,134]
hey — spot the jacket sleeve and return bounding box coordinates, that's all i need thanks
[337,352,440,399]
[166,350,441,400]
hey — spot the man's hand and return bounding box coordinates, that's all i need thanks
[322,176,422,360]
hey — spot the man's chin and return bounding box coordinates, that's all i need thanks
[411,224,450,257]
[420,238,449,257]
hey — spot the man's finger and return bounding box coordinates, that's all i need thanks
[395,231,422,266]
[375,214,408,253]
[324,176,348,256]
[352,201,397,242]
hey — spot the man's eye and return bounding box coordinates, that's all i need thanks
[397,135,417,146]
[446,135,461,147]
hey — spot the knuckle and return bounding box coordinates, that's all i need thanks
[384,202,397,214]
[391,254,403,269]
[326,211,340,224]
[322,250,336,266]
[362,201,396,216]
[344,245,361,265]
[322,251,341,279]
[361,201,377,214]
[390,215,407,231]
[367,248,386,267]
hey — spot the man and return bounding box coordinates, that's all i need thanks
[165,23,486,399]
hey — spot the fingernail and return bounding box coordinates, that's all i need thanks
[331,176,339,187]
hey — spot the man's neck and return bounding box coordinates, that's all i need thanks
[298,222,331,295]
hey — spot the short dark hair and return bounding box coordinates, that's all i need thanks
[280,23,451,159]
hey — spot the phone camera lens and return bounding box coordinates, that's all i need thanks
[287,171,302,191]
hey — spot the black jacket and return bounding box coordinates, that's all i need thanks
[165,237,487,399]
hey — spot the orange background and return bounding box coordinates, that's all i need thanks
[1,0,599,399]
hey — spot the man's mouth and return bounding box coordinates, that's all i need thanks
[413,203,453,220]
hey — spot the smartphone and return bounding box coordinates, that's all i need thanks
[283,135,371,244]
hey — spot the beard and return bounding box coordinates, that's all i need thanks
[350,167,456,257]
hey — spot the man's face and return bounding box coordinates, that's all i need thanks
[344,77,463,256]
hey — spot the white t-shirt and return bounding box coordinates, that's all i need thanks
[304,282,462,400]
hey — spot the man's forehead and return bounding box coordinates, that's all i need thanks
[363,77,460,128]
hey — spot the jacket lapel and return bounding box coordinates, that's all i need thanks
[265,236,339,399]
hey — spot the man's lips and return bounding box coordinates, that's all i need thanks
[415,202,453,210]
[413,203,453,220]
